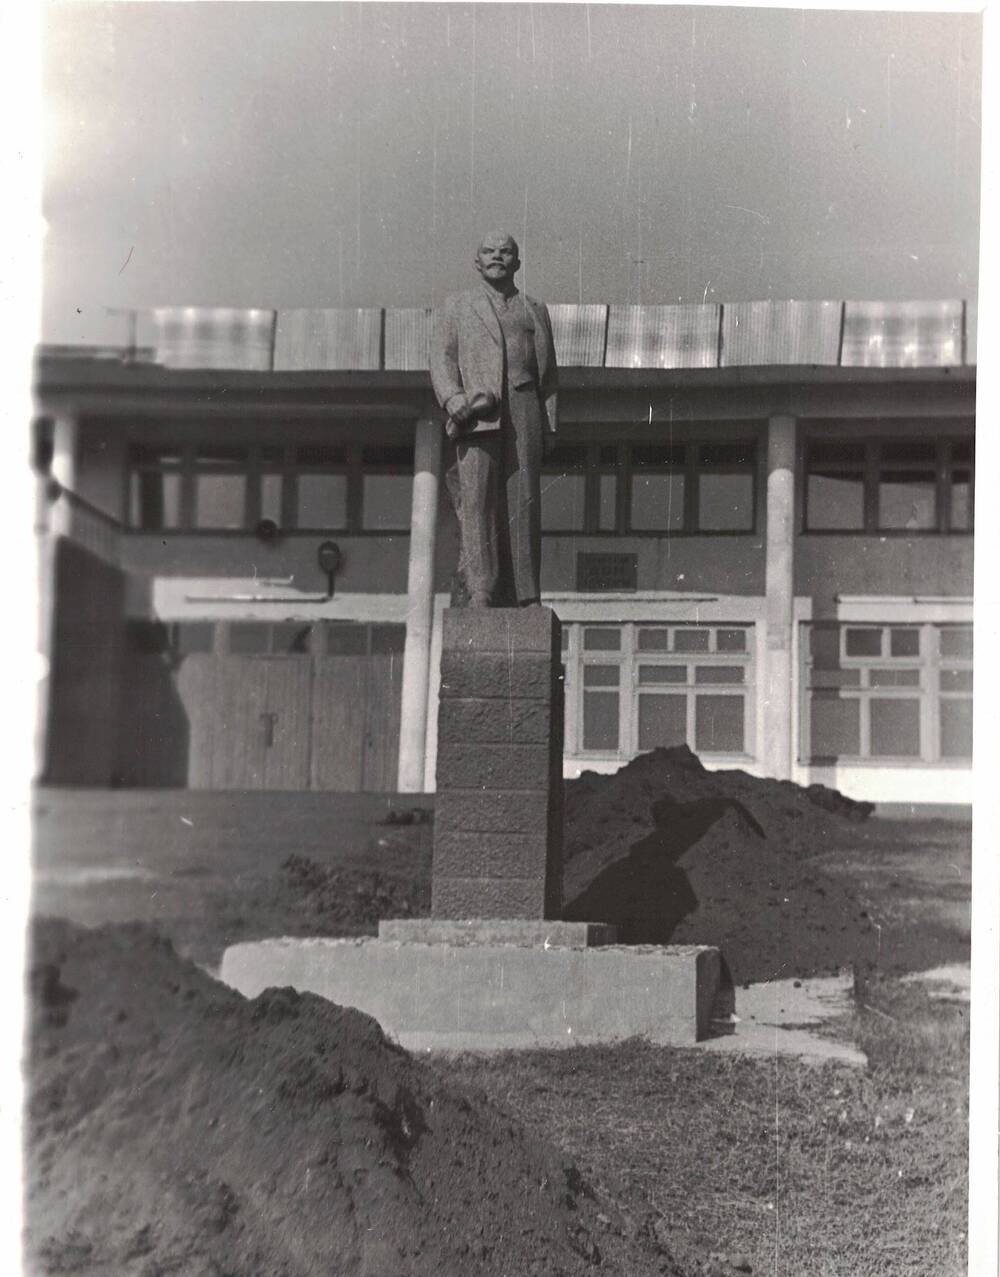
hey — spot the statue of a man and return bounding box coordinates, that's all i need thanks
[430,233,558,607]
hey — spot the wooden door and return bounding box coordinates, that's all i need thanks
[177,654,216,788]
[262,659,313,790]
[362,650,404,791]
[311,656,368,790]
[210,660,269,788]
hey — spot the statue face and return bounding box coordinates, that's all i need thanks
[474,234,519,286]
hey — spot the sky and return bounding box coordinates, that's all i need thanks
[40,2,982,346]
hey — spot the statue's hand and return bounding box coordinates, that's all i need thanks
[449,395,477,427]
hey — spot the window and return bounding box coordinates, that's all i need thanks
[295,446,348,530]
[129,446,184,531]
[626,440,757,534]
[227,622,315,656]
[597,446,619,531]
[192,446,249,529]
[948,441,974,531]
[538,438,757,536]
[697,443,755,531]
[127,438,418,534]
[126,620,215,657]
[877,443,936,531]
[563,621,755,759]
[541,447,588,531]
[805,435,974,533]
[361,446,413,531]
[319,622,403,657]
[629,446,686,532]
[801,622,972,763]
[805,443,865,530]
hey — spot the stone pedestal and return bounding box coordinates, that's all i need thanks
[218,605,726,1051]
[221,937,722,1051]
[432,606,563,919]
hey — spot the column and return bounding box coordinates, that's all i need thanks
[763,415,796,780]
[48,414,78,538]
[397,417,442,792]
[36,414,78,779]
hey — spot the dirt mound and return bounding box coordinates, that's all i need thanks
[562,748,880,983]
[278,853,431,928]
[25,919,684,1277]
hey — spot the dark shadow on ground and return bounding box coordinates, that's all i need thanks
[562,796,764,944]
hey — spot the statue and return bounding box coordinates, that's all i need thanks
[429,233,558,607]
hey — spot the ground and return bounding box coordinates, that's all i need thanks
[26,779,971,1276]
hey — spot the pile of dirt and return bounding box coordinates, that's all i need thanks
[278,853,431,929]
[25,919,684,1277]
[562,747,882,984]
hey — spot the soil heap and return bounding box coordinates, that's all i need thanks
[561,746,880,984]
[25,919,684,1277]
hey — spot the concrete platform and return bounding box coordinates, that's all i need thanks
[219,935,721,1051]
[377,918,617,947]
[699,973,867,1067]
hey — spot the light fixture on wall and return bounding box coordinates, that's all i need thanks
[317,540,343,598]
[254,517,280,542]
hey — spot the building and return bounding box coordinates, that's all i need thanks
[33,299,974,810]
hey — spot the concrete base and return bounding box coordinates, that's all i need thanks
[378,918,617,947]
[219,936,721,1051]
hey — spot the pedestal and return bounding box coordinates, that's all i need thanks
[432,606,563,919]
[220,937,722,1050]
[218,607,725,1050]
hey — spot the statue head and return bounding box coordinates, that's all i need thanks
[474,232,520,288]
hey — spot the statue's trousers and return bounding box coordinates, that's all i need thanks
[445,383,544,605]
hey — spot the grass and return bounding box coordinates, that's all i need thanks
[432,980,969,1276]
[30,789,971,1274]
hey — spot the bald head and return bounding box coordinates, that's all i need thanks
[474,233,520,291]
[477,231,519,257]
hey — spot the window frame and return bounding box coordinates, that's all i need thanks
[803,433,975,535]
[800,621,973,765]
[125,439,416,535]
[563,621,756,760]
[540,438,760,537]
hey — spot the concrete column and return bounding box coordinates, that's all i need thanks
[50,415,77,489]
[36,414,79,779]
[397,417,443,792]
[763,415,797,780]
[48,414,78,538]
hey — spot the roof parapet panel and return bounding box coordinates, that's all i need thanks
[273,308,381,371]
[57,299,973,372]
[605,304,720,369]
[721,300,842,367]
[841,300,965,369]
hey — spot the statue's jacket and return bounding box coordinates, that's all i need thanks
[429,289,559,437]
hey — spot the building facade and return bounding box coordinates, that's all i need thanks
[34,300,975,808]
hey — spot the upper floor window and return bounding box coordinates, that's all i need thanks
[804,435,974,533]
[127,439,413,534]
[361,446,413,531]
[192,446,249,530]
[540,438,758,536]
[294,446,348,531]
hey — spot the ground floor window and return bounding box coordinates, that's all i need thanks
[561,621,755,760]
[801,621,972,764]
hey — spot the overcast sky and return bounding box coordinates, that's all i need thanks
[40,3,982,346]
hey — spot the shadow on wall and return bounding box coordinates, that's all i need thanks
[43,540,156,787]
[115,642,191,787]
